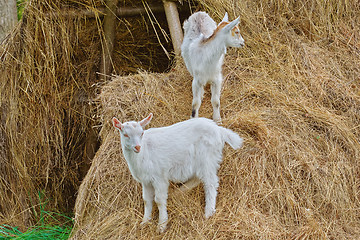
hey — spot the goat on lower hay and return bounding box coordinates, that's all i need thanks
[112,113,243,232]
[181,12,245,123]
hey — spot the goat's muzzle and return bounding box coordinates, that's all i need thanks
[134,145,141,153]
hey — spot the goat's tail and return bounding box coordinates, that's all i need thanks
[221,127,243,150]
[183,11,217,40]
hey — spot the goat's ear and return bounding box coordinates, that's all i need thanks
[220,12,229,24]
[223,16,240,32]
[112,117,123,131]
[139,113,153,127]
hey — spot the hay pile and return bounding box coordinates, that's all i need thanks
[0,1,97,227]
[72,0,360,239]
[0,0,175,228]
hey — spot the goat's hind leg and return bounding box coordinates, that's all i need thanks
[211,81,221,123]
[191,79,204,118]
[201,173,219,218]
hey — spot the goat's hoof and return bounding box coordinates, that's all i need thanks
[205,209,216,219]
[191,109,197,118]
[157,222,167,233]
[140,218,151,226]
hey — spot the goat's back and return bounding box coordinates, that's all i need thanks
[144,118,220,149]
[143,118,240,155]
[182,11,217,41]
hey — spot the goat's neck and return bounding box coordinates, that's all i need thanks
[203,33,227,60]
[121,143,142,182]
[122,146,137,162]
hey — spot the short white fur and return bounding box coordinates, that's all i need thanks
[181,12,244,123]
[112,113,243,232]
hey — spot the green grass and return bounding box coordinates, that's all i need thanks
[0,192,73,240]
[17,0,26,20]
[0,224,72,240]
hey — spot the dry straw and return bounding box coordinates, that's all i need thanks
[1,0,360,239]
[0,0,102,228]
[72,0,360,239]
[0,0,172,229]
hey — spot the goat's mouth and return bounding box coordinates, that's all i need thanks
[133,146,141,153]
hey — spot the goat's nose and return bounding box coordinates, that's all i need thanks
[134,145,141,153]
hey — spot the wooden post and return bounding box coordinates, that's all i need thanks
[0,0,17,42]
[162,0,183,56]
[100,0,118,81]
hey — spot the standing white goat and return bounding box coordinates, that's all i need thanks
[112,113,243,232]
[181,12,245,123]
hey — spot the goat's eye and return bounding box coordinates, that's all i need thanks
[123,134,129,138]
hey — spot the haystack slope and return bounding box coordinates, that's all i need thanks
[72,0,360,238]
[72,54,360,239]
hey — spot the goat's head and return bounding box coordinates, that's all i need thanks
[112,113,153,153]
[219,12,244,48]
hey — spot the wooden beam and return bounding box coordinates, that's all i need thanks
[115,5,164,17]
[100,0,118,81]
[162,0,183,56]
[49,5,166,18]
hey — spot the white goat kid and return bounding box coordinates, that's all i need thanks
[181,12,245,123]
[112,113,243,232]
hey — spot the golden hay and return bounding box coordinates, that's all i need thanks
[72,60,360,239]
[0,0,178,228]
[71,0,360,239]
[0,0,359,238]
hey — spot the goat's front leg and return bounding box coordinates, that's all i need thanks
[154,181,169,233]
[211,80,222,123]
[191,79,204,118]
[141,183,155,225]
